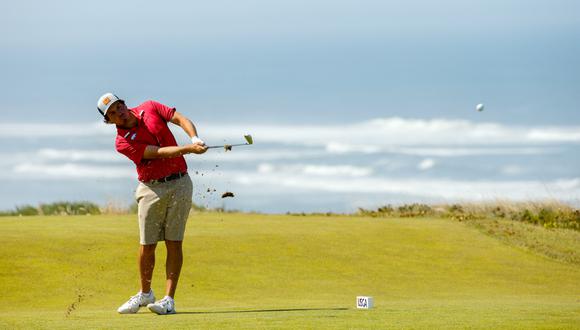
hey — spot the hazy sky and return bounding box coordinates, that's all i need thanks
[1,0,579,125]
[1,1,579,211]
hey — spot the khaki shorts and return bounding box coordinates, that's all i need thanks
[135,174,193,245]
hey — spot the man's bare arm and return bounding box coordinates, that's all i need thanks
[170,111,199,140]
[142,144,207,160]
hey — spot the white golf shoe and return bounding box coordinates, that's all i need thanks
[147,296,176,315]
[117,290,155,314]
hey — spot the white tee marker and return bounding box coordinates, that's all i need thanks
[356,296,374,309]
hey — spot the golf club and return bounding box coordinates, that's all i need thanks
[207,134,253,150]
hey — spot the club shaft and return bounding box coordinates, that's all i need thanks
[207,143,248,149]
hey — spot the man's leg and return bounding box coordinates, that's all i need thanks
[164,240,183,298]
[140,243,157,293]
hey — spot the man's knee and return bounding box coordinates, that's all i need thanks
[165,240,182,252]
[141,243,157,254]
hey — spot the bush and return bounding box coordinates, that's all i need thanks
[39,202,101,216]
[511,207,579,231]
[377,205,395,215]
[356,204,431,218]
[0,202,102,217]
[448,204,464,214]
[0,200,236,217]
[443,204,483,222]
[356,205,395,217]
[514,209,537,224]
[0,204,40,216]
[398,203,432,217]
[15,205,39,216]
[356,208,378,217]
[491,206,506,218]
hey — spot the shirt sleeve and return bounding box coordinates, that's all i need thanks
[149,100,176,122]
[116,137,148,165]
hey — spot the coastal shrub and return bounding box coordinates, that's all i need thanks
[39,202,101,216]
[443,204,483,221]
[512,208,560,229]
[15,205,39,216]
[398,203,432,217]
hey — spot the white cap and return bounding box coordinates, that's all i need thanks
[97,92,122,116]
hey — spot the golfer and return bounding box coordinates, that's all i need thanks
[96,93,207,315]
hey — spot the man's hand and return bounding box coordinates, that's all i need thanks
[191,136,206,146]
[186,143,208,154]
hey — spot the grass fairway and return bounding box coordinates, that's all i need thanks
[0,213,579,329]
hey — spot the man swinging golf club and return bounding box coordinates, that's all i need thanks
[96,93,207,315]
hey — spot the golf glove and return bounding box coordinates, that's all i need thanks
[191,136,205,145]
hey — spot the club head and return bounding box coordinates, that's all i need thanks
[244,134,253,145]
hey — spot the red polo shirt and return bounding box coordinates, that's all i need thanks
[115,100,187,182]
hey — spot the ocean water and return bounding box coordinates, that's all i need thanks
[1,118,579,213]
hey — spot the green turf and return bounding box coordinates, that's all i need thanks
[0,213,578,329]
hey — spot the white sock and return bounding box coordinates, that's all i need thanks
[164,296,174,301]
[141,290,152,296]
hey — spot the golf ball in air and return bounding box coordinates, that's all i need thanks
[476,104,484,112]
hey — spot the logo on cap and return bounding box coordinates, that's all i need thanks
[103,97,111,105]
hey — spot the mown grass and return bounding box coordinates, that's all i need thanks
[0,213,579,329]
